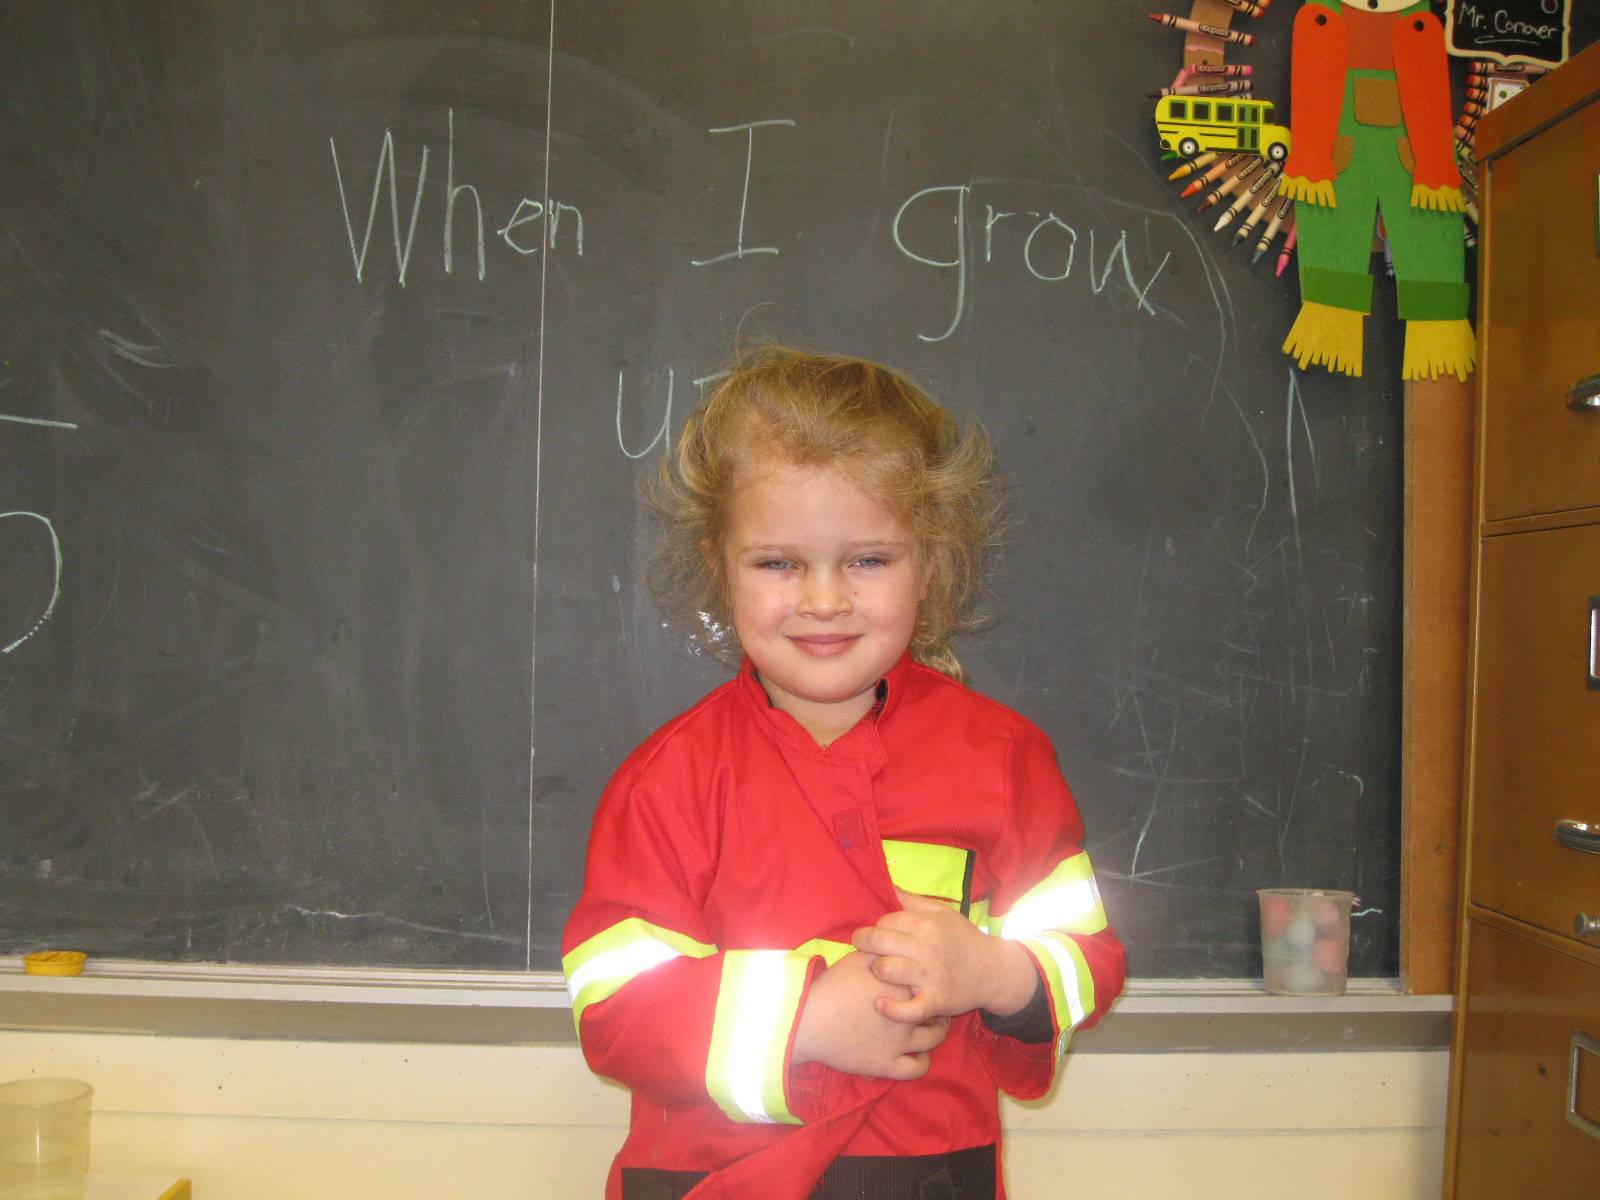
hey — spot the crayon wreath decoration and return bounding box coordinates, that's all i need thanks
[1148,0,1477,382]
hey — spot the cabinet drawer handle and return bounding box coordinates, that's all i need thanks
[1577,914,1600,940]
[1571,375,1600,411]
[1569,1032,1600,1142]
[1556,819,1600,854]
[1591,596,1600,691]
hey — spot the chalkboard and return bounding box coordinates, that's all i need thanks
[0,2,1416,980]
[1447,0,1571,67]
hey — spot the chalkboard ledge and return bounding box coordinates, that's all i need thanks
[0,961,1450,1052]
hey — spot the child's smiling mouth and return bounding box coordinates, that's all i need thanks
[790,633,861,656]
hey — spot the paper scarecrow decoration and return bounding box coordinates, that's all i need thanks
[1279,0,1476,380]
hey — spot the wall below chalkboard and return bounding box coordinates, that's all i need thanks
[14,1,1586,980]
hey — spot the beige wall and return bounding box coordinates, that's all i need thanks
[0,1030,1445,1198]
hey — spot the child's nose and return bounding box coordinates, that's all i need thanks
[799,569,852,617]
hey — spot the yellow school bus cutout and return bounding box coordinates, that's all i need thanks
[1154,96,1291,162]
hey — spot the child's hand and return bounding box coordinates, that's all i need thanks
[851,889,1039,1024]
[791,950,949,1080]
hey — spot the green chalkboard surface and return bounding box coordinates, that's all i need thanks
[2,2,1433,978]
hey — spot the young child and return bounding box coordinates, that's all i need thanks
[562,347,1125,1200]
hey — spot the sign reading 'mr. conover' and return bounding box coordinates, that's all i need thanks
[1446,0,1571,67]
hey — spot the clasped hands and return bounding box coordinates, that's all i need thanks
[791,889,1038,1081]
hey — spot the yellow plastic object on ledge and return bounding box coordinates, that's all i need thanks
[22,950,88,976]
[84,1175,192,1199]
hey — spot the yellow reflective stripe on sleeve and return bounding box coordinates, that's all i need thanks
[793,937,854,966]
[882,839,970,905]
[998,852,1108,938]
[1014,930,1096,1053]
[706,949,812,1125]
[563,918,717,1027]
[968,899,991,934]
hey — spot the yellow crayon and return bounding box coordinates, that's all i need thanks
[1179,151,1250,199]
[1214,166,1280,233]
[1253,197,1293,264]
[1168,151,1220,180]
[1233,179,1283,246]
[1196,156,1266,213]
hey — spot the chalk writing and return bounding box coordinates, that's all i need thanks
[1449,0,1568,60]
[892,184,1172,342]
[691,119,796,267]
[611,368,732,460]
[1,511,62,654]
[0,413,77,430]
[616,367,674,459]
[329,108,584,285]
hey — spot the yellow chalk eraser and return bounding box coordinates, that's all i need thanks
[23,951,87,976]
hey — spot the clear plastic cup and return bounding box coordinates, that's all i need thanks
[0,1077,92,1200]
[1257,888,1357,996]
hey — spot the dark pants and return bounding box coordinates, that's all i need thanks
[621,1144,998,1200]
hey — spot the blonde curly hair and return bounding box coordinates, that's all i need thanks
[647,345,998,681]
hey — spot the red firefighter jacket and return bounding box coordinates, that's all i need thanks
[562,652,1126,1199]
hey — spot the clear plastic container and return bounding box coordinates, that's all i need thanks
[0,1077,92,1200]
[1257,888,1357,996]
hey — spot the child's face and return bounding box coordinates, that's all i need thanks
[722,460,925,743]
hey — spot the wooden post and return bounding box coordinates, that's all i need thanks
[1402,374,1474,994]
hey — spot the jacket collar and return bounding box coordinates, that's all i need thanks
[735,651,915,763]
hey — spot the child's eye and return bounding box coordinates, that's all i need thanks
[853,555,890,569]
[754,558,794,571]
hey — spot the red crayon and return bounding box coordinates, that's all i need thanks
[1275,221,1298,278]
[1217,0,1265,17]
[1149,13,1256,46]
[1185,62,1253,77]
[1153,79,1253,97]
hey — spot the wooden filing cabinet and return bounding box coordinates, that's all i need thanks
[1445,41,1600,1199]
